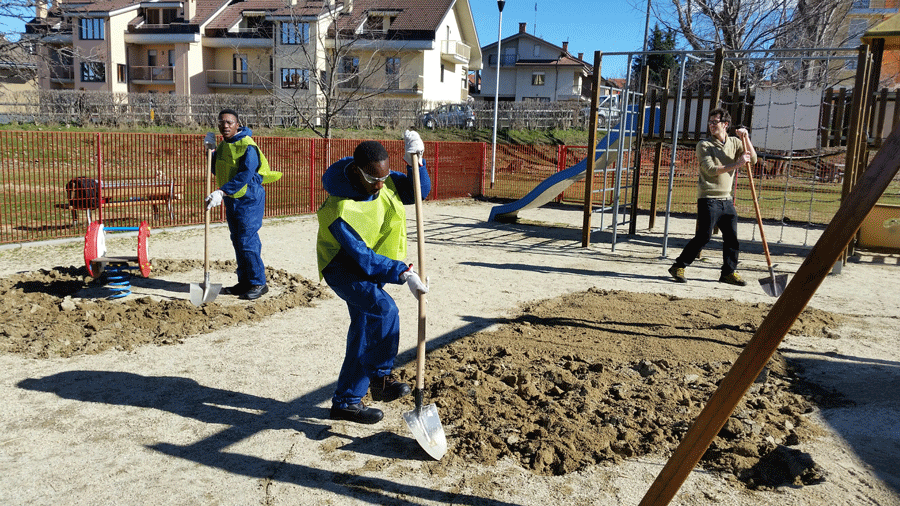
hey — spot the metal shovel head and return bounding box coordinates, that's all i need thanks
[402,402,447,460]
[189,274,222,306]
[759,273,789,297]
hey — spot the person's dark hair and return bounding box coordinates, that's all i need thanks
[353,140,389,167]
[218,108,241,125]
[709,107,731,125]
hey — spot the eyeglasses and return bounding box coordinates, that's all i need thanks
[708,119,725,125]
[357,166,390,184]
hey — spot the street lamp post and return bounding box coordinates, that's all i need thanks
[490,0,506,188]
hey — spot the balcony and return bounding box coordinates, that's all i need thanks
[441,40,471,65]
[130,66,174,84]
[487,53,518,67]
[335,72,422,95]
[206,69,274,90]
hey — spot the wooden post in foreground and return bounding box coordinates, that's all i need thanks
[639,122,900,506]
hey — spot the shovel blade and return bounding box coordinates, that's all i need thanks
[403,403,447,460]
[759,273,788,297]
[189,282,222,306]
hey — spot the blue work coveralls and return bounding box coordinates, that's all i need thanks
[317,156,431,409]
[213,127,267,287]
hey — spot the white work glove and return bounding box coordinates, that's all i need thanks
[399,264,429,297]
[205,189,224,210]
[403,129,424,167]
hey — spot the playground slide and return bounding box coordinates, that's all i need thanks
[488,107,649,222]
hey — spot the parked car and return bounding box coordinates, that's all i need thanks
[420,103,475,129]
[581,95,621,128]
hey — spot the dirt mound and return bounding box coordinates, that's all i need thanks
[398,289,844,487]
[0,260,329,358]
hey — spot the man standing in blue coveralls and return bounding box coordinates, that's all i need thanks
[316,132,431,424]
[205,108,281,300]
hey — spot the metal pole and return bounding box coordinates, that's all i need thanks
[490,0,506,188]
[662,55,690,257]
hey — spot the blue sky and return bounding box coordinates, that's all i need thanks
[1,0,652,77]
[468,0,653,78]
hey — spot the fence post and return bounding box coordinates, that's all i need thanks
[308,138,316,213]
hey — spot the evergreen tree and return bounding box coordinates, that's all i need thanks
[632,24,678,88]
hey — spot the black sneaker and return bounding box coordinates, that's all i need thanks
[668,265,687,283]
[239,284,269,300]
[330,402,383,424]
[221,282,251,296]
[369,374,411,402]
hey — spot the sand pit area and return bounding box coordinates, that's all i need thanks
[0,200,898,505]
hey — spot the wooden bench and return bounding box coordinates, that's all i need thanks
[57,178,183,224]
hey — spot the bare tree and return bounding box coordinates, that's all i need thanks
[645,0,853,87]
[0,0,41,88]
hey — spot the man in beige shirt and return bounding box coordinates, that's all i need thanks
[669,108,757,285]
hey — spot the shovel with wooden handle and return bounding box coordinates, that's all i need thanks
[189,133,222,306]
[742,135,787,297]
[401,151,447,461]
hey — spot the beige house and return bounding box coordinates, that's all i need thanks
[24,0,481,103]
[477,22,591,103]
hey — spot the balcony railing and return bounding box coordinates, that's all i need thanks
[130,66,174,83]
[335,72,421,93]
[487,53,518,66]
[205,26,274,38]
[127,21,198,34]
[441,40,471,63]
[206,69,273,88]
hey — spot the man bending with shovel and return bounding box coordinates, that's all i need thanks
[316,133,431,424]
[669,108,757,286]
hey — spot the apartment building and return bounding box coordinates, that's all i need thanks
[24,0,481,103]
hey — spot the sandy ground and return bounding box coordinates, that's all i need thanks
[0,199,898,506]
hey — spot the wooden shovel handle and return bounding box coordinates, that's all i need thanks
[742,136,774,268]
[410,152,427,392]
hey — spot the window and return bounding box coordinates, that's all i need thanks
[146,8,177,24]
[80,61,105,82]
[117,64,127,83]
[233,54,248,84]
[282,68,310,89]
[386,57,400,88]
[852,0,869,7]
[168,49,175,67]
[148,49,157,67]
[341,56,359,74]
[461,66,468,90]
[79,18,104,40]
[281,22,309,44]
[440,64,445,83]
[533,45,540,57]
[532,72,545,86]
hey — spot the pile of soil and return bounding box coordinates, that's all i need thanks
[0,260,329,358]
[398,289,847,489]
[0,261,849,490]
